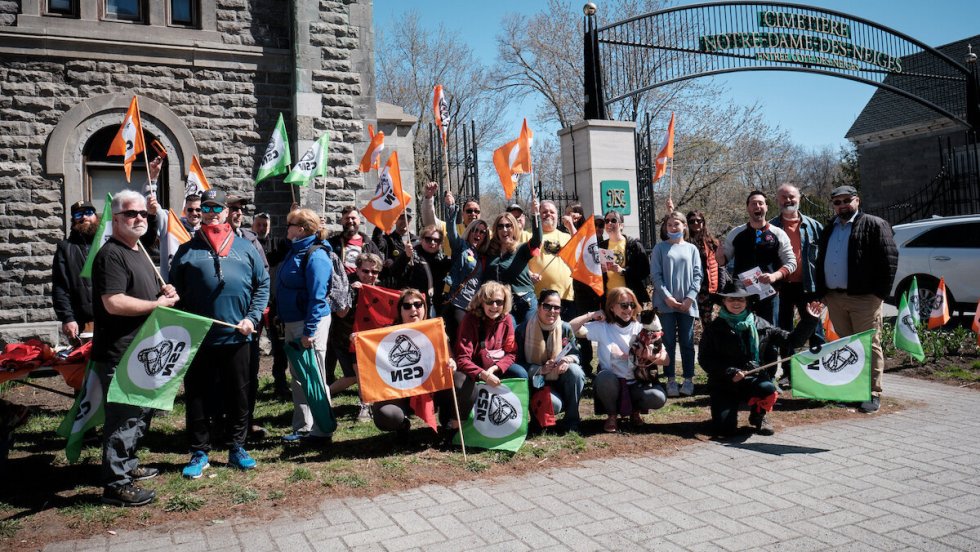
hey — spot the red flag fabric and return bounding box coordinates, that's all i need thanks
[823,313,839,342]
[358,125,385,172]
[352,284,401,335]
[654,112,675,182]
[433,85,450,145]
[557,216,604,296]
[530,386,556,428]
[927,278,951,329]
[107,96,146,182]
[409,393,438,432]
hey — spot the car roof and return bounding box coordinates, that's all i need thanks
[893,214,980,232]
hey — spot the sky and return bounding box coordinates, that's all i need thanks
[374,0,980,152]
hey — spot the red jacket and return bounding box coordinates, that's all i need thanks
[454,312,517,380]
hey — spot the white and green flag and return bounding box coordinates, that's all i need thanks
[283,133,329,186]
[894,292,925,361]
[453,378,528,452]
[107,307,214,410]
[256,113,292,184]
[908,276,921,325]
[79,193,114,279]
[56,363,104,463]
[790,329,874,402]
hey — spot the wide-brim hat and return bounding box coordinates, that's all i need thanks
[713,280,758,301]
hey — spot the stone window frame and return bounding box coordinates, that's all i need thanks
[101,0,146,23]
[16,0,218,43]
[44,0,78,18]
[46,94,198,233]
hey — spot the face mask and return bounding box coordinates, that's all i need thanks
[667,230,684,240]
[781,204,799,214]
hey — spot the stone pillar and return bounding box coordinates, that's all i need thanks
[376,102,418,211]
[558,120,640,238]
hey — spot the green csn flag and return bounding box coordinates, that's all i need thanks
[107,307,213,410]
[454,378,528,452]
[79,193,114,279]
[255,112,292,184]
[894,292,926,362]
[56,362,105,463]
[284,341,337,435]
[790,329,874,402]
[283,133,329,186]
[907,276,921,325]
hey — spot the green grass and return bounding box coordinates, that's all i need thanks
[61,503,126,529]
[0,519,20,539]
[323,473,367,488]
[287,467,314,483]
[163,494,205,513]
[228,485,259,505]
[936,365,980,382]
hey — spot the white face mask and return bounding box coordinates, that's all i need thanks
[781,204,799,214]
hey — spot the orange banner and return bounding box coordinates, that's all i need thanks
[927,277,950,329]
[353,318,453,403]
[107,96,146,182]
[557,215,604,296]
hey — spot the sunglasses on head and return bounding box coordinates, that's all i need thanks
[486,299,505,307]
[201,205,224,214]
[618,302,636,310]
[540,304,561,312]
[832,197,854,206]
[401,300,425,310]
[72,208,96,220]
[115,209,148,219]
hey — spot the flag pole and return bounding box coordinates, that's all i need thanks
[447,363,468,461]
[137,96,154,197]
[441,136,451,198]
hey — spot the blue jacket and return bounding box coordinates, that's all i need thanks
[276,234,333,337]
[769,213,824,294]
[170,230,270,346]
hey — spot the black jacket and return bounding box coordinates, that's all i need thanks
[815,211,898,300]
[598,235,651,303]
[52,230,94,326]
[699,314,817,386]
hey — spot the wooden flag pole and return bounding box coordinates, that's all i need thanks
[441,136,451,197]
[447,362,468,461]
[137,240,166,287]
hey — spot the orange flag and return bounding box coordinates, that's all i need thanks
[492,119,534,200]
[361,152,411,233]
[185,155,211,197]
[557,215,604,296]
[433,84,450,145]
[106,96,145,183]
[823,313,839,342]
[358,125,385,173]
[353,318,453,404]
[654,112,675,181]
[927,277,951,329]
[972,299,980,345]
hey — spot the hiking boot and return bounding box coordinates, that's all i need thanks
[228,447,256,470]
[666,381,679,398]
[129,466,159,482]
[101,483,155,507]
[859,395,881,414]
[777,376,792,390]
[749,411,774,436]
[182,451,209,479]
[357,403,373,423]
[680,379,694,396]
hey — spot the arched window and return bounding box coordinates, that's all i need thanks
[81,126,169,211]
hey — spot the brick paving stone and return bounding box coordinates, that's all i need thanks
[505,522,560,548]
[273,532,313,552]
[340,525,405,548]
[381,527,448,552]
[907,518,970,539]
[711,527,781,551]
[936,532,980,551]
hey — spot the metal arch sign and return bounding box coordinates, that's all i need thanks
[588,1,974,128]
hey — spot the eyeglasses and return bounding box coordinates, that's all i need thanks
[496,223,513,230]
[540,304,561,312]
[228,206,244,213]
[401,301,425,310]
[832,197,854,206]
[201,205,224,214]
[115,210,148,219]
[423,236,441,244]
[465,208,481,215]
[618,302,636,310]
[358,268,381,275]
[486,299,505,307]
[185,207,202,214]
[72,208,96,220]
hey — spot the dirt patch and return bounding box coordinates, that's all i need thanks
[0,366,909,550]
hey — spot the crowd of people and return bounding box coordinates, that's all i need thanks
[46,177,897,507]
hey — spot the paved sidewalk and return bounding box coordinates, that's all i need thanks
[51,374,980,551]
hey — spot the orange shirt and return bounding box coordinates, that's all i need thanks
[780,217,803,283]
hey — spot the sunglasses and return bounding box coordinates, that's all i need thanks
[687,218,703,224]
[604,219,618,224]
[618,302,637,310]
[832,197,854,206]
[471,228,487,236]
[540,304,561,312]
[423,236,441,244]
[496,223,513,230]
[228,206,244,213]
[201,205,224,214]
[185,207,202,214]
[465,208,481,215]
[358,268,381,275]
[72,208,96,220]
[486,299,505,307]
[115,209,148,219]
[401,301,425,310]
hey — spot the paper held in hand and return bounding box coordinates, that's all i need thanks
[738,267,776,299]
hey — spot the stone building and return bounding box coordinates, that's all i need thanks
[0,0,410,343]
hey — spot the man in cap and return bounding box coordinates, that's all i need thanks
[92,190,180,506]
[52,201,98,343]
[169,189,270,478]
[508,203,533,244]
[816,185,898,413]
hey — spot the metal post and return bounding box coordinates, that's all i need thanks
[583,2,607,120]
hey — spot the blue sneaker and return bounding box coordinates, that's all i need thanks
[281,432,308,443]
[182,451,209,479]
[229,447,256,470]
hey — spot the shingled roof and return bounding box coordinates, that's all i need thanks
[846,35,979,140]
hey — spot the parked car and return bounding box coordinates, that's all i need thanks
[889,214,980,320]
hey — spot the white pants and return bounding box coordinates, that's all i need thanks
[284,316,332,436]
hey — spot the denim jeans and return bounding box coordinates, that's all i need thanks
[659,311,696,380]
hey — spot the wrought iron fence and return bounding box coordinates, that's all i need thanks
[635,113,658,249]
[427,120,480,205]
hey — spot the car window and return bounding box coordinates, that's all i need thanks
[905,222,980,248]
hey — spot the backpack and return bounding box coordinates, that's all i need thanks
[300,242,351,312]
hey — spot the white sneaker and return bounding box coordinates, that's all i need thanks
[357,403,373,422]
[666,381,679,398]
[680,379,694,396]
